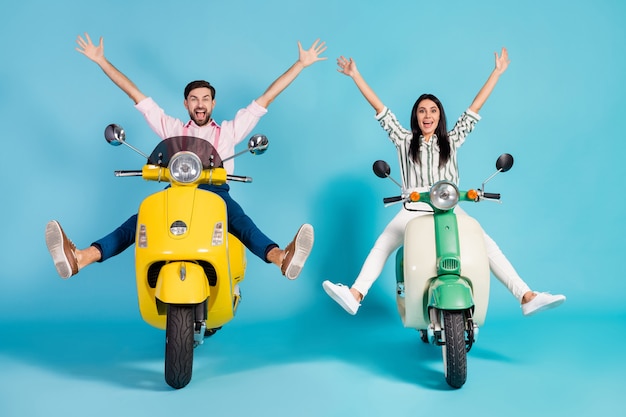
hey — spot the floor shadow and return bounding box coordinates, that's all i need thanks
[0,300,517,392]
[1,320,170,391]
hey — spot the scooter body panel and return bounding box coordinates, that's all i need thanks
[155,262,209,304]
[135,186,245,330]
[429,276,474,310]
[401,213,490,329]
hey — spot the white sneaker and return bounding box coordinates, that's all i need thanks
[322,280,360,315]
[521,292,566,316]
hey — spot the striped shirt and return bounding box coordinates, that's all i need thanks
[376,106,481,192]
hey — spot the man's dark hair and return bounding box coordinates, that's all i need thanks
[184,80,216,100]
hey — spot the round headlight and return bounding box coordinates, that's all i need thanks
[169,151,202,183]
[430,181,459,210]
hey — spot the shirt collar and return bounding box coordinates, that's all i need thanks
[184,119,220,129]
[419,134,439,148]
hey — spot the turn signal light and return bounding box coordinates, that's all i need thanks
[467,189,478,200]
[409,191,420,202]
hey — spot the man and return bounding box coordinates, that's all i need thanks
[46,32,325,280]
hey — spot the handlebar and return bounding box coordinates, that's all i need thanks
[482,192,501,200]
[114,170,142,177]
[382,190,503,206]
[113,170,253,183]
[227,175,253,183]
[383,196,403,204]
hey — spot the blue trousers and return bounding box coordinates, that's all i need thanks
[92,184,277,263]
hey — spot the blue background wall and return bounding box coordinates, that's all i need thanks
[1,0,624,416]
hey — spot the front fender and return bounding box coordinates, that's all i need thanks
[429,276,473,310]
[155,262,208,304]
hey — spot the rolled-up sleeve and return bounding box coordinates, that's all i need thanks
[135,97,183,140]
[220,100,268,146]
[449,109,481,147]
[377,106,411,147]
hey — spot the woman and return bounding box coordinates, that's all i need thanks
[323,48,565,316]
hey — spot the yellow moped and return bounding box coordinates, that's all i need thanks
[104,124,268,389]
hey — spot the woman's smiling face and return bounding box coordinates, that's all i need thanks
[416,98,440,139]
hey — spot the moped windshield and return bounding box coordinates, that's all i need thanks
[147,136,223,169]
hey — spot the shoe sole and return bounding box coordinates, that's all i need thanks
[45,221,73,279]
[284,224,314,280]
[322,281,358,315]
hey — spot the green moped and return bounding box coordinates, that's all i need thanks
[373,153,514,388]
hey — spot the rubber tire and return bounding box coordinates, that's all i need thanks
[165,305,195,389]
[442,310,467,389]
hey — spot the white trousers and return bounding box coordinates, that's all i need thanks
[352,206,531,302]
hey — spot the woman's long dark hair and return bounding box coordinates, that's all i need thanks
[409,94,450,168]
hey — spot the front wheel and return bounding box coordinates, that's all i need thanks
[442,310,467,389]
[165,304,195,389]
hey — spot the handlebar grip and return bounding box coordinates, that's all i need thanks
[383,196,403,204]
[114,170,143,177]
[483,192,501,200]
[227,175,253,183]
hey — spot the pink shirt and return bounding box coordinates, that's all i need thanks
[135,97,268,174]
